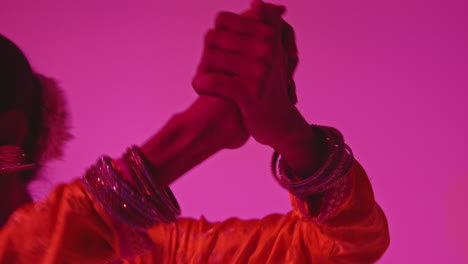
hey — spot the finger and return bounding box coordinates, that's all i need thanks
[263,3,286,17]
[260,4,298,105]
[215,12,275,41]
[198,48,268,81]
[259,3,284,29]
[280,20,299,104]
[245,1,286,21]
[192,73,241,104]
[205,29,273,60]
[248,0,264,20]
[192,73,258,106]
[281,20,298,69]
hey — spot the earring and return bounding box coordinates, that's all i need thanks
[0,145,36,175]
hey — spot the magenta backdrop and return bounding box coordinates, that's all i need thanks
[1,0,467,263]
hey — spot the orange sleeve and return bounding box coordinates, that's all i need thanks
[0,179,122,264]
[129,161,389,263]
[0,162,389,264]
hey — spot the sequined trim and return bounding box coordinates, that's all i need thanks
[295,171,352,222]
[82,146,180,231]
[271,125,354,222]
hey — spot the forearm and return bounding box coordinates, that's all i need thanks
[0,97,238,262]
[270,107,328,179]
[140,96,234,185]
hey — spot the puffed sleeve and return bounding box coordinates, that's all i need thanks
[0,179,127,264]
[0,161,389,264]
[128,161,389,264]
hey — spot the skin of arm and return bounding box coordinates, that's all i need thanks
[141,32,324,189]
[140,95,248,186]
[141,2,327,186]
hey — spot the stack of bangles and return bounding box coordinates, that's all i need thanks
[82,146,180,231]
[272,125,355,222]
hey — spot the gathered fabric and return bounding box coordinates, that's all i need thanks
[0,161,389,264]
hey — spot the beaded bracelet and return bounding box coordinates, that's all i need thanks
[122,147,180,223]
[272,125,354,197]
[293,173,352,222]
[82,146,180,231]
[82,157,157,230]
[271,125,354,222]
[121,146,180,222]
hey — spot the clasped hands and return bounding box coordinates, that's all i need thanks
[191,1,314,158]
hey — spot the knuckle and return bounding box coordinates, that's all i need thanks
[259,24,275,40]
[202,48,217,63]
[192,75,204,92]
[251,62,267,80]
[212,48,225,58]
[228,31,241,45]
[209,75,222,90]
[215,12,232,28]
[222,52,238,67]
[204,29,216,44]
[238,23,252,35]
[193,74,219,94]
[215,12,225,25]
[255,41,273,57]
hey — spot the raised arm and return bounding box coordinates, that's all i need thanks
[0,95,248,263]
[0,1,389,263]
[187,1,390,262]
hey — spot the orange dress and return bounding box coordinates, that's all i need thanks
[0,162,389,263]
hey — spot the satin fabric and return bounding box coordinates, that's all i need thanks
[0,162,389,263]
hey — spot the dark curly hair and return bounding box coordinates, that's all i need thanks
[0,34,44,181]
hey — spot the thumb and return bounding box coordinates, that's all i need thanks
[242,1,286,22]
[258,1,286,25]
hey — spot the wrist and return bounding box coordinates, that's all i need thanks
[140,104,219,185]
[140,96,245,185]
[188,96,249,149]
[184,96,237,149]
[270,114,327,178]
[268,107,312,153]
[273,123,317,159]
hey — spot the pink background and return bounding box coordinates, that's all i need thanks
[1,0,467,262]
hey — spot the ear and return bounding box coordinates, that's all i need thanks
[0,110,29,146]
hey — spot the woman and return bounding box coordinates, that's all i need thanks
[0,1,389,263]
